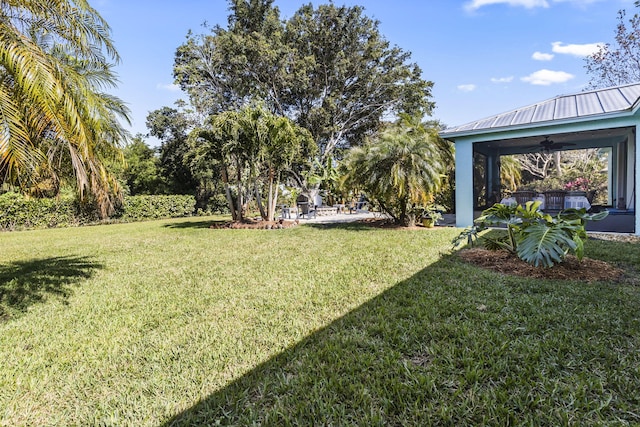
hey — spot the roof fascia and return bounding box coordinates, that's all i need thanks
[441,108,640,142]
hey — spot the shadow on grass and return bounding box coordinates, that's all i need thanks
[0,255,103,320]
[302,221,383,231]
[161,247,640,426]
[163,220,224,229]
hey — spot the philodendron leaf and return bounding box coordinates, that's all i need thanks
[516,223,577,268]
[573,234,584,261]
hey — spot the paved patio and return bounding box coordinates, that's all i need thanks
[297,211,380,224]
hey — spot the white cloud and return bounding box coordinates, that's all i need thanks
[552,0,604,4]
[551,41,604,57]
[458,84,477,92]
[532,51,554,61]
[490,76,514,83]
[521,69,574,85]
[465,0,549,11]
[466,0,604,11]
[156,83,180,92]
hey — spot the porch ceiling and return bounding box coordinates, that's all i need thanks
[473,126,632,156]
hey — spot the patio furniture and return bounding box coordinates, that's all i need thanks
[512,190,536,206]
[297,202,316,219]
[543,190,566,214]
[564,195,591,210]
[280,205,298,219]
[347,196,368,213]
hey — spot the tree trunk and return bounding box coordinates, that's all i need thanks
[554,151,562,176]
[406,213,417,228]
[266,167,276,222]
[220,164,238,221]
[255,180,267,221]
[236,159,244,221]
[270,182,280,222]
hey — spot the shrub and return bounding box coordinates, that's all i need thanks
[454,201,608,268]
[116,195,196,221]
[0,192,196,231]
[0,192,74,230]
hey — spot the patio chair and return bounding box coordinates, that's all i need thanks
[512,190,536,206]
[543,190,566,214]
[297,202,316,219]
[346,195,368,213]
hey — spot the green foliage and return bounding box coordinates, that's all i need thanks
[513,149,609,205]
[146,107,198,195]
[499,155,522,192]
[342,115,452,226]
[201,193,230,215]
[454,202,609,268]
[0,0,130,217]
[0,192,97,230]
[116,195,196,221]
[516,221,583,267]
[121,136,164,195]
[174,1,434,163]
[415,204,445,222]
[0,192,195,230]
[192,105,315,221]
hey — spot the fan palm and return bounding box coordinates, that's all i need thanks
[0,0,130,216]
[343,116,452,226]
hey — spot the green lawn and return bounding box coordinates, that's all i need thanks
[0,217,639,426]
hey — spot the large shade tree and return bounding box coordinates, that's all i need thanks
[0,0,130,216]
[342,114,452,227]
[174,0,434,167]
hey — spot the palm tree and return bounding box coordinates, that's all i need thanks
[499,155,522,193]
[343,116,452,226]
[194,105,314,222]
[0,0,130,216]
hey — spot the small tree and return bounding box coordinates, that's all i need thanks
[342,114,452,227]
[121,135,163,195]
[191,106,315,222]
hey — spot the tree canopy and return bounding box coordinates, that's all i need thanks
[146,106,199,195]
[0,0,130,216]
[174,0,434,162]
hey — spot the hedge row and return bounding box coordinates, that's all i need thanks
[0,193,196,231]
[117,195,196,221]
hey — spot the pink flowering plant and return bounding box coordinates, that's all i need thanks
[564,177,589,191]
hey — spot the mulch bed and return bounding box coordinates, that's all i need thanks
[209,218,300,229]
[458,247,624,282]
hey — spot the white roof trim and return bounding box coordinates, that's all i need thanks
[441,82,640,139]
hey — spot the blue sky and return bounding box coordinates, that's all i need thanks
[94,0,636,143]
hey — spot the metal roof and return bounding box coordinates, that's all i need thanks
[441,82,640,138]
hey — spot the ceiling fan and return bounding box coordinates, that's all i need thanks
[538,136,575,153]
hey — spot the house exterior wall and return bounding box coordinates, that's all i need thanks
[454,137,474,228]
[635,126,639,235]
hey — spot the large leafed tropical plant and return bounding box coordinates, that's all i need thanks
[455,201,609,268]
